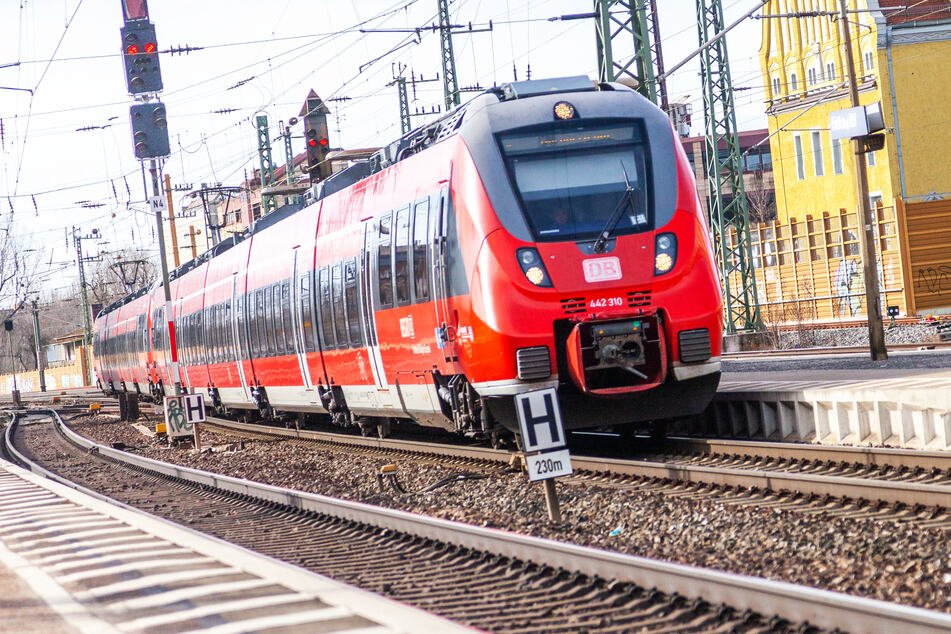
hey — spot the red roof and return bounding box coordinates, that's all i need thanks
[878,0,951,25]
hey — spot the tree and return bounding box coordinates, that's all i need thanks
[0,217,43,375]
[86,248,158,307]
[745,172,776,225]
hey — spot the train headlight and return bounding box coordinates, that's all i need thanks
[516,247,553,287]
[654,232,677,276]
[553,101,576,120]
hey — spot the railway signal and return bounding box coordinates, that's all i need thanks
[120,20,163,95]
[129,101,170,159]
[300,90,331,181]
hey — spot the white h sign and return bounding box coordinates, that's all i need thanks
[515,387,565,453]
[164,393,206,439]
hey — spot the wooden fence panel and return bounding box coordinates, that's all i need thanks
[727,205,909,325]
[901,198,951,313]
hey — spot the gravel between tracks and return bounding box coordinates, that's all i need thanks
[70,415,951,614]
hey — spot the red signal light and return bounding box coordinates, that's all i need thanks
[308,139,317,147]
[319,138,328,146]
[144,42,157,53]
[126,44,139,55]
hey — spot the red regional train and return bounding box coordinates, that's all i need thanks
[94,75,723,441]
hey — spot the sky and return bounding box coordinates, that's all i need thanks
[0,0,768,296]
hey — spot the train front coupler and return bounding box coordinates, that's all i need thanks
[564,312,667,395]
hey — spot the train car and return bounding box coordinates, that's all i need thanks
[94,75,722,440]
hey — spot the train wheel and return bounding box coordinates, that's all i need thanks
[377,419,391,439]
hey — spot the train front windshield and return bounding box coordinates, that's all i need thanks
[499,120,651,242]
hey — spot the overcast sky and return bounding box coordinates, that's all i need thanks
[0,0,766,295]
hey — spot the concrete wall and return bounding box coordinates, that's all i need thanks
[1,360,90,394]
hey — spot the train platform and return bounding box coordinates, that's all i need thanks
[0,458,471,634]
[695,349,951,450]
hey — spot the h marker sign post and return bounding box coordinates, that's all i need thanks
[516,387,573,522]
[164,393,206,450]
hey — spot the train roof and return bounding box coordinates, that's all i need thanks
[97,76,636,320]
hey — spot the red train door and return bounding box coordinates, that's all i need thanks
[291,248,316,394]
[361,219,388,389]
[432,187,461,367]
[231,274,252,401]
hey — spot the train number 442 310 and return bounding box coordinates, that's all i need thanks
[588,296,624,309]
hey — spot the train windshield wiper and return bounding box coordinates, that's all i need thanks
[591,162,637,254]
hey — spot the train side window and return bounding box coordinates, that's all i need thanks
[193,309,202,365]
[281,281,293,354]
[186,314,193,366]
[300,273,316,352]
[207,306,215,364]
[331,263,348,347]
[223,301,232,362]
[412,199,430,302]
[268,285,282,355]
[208,306,215,364]
[255,288,266,358]
[236,295,246,360]
[247,295,257,358]
[395,206,410,305]
[215,304,223,364]
[216,304,222,363]
[319,267,335,349]
[344,259,362,346]
[378,214,393,307]
[215,304,222,363]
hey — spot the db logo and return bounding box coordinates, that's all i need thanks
[582,257,622,282]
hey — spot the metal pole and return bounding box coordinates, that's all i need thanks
[542,479,562,523]
[838,0,886,360]
[74,227,94,386]
[32,300,45,392]
[8,329,18,395]
[149,159,182,395]
[164,173,180,268]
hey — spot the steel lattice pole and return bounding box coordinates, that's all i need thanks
[696,0,761,333]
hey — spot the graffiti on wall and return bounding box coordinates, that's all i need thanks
[833,258,863,316]
[916,265,951,294]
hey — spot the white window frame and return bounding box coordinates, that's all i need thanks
[825,61,836,81]
[811,130,825,176]
[807,67,818,86]
[867,149,877,166]
[790,73,799,92]
[772,76,781,95]
[864,51,874,72]
[832,137,844,175]
[794,135,805,180]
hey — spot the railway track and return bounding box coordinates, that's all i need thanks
[193,416,951,517]
[8,409,951,632]
[723,341,951,358]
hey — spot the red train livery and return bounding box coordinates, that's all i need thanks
[94,76,723,439]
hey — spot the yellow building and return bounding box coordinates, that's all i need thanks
[760,0,951,222]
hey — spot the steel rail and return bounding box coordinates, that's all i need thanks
[662,436,951,471]
[12,409,951,632]
[723,341,951,358]
[202,416,951,507]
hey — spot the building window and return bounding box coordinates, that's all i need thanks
[794,135,805,180]
[808,67,818,86]
[790,73,798,92]
[832,137,844,175]
[772,76,781,96]
[811,131,824,177]
[867,150,877,166]
[825,62,836,81]
[864,51,874,73]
